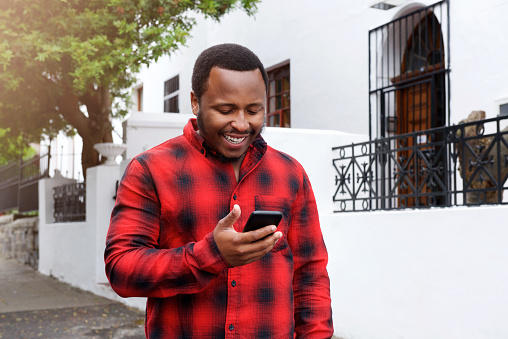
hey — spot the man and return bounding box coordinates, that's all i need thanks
[105,43,333,338]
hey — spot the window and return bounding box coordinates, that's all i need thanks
[136,86,143,111]
[164,75,179,113]
[266,62,290,127]
[500,103,508,116]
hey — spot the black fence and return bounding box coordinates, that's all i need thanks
[53,182,86,222]
[0,153,50,213]
[332,115,508,212]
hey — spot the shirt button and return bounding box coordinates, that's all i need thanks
[233,194,237,200]
[229,324,234,331]
[200,149,205,154]
[231,280,236,287]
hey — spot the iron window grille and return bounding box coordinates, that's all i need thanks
[53,182,86,222]
[369,0,450,140]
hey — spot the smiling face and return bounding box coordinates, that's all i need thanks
[191,67,266,167]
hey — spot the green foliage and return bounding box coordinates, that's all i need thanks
[0,0,259,164]
[0,128,36,165]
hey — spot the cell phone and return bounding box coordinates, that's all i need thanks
[243,210,283,233]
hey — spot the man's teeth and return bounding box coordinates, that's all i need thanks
[224,135,246,144]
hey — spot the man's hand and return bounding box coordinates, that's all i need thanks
[213,204,283,267]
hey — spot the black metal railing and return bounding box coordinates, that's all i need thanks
[332,115,508,212]
[0,153,50,213]
[53,183,86,222]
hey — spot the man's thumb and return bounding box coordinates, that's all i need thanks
[219,204,241,229]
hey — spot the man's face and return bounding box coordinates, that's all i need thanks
[191,67,266,164]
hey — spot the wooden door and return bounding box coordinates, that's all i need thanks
[393,12,445,207]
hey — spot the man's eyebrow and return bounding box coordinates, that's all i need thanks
[246,102,264,107]
[246,103,264,110]
[212,102,236,108]
[211,102,263,108]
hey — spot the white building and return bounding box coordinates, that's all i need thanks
[132,0,508,134]
[37,1,508,338]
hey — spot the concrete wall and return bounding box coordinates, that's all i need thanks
[38,166,146,310]
[323,205,508,339]
[0,215,38,269]
[125,112,193,160]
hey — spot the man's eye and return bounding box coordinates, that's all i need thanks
[218,109,233,114]
[248,108,262,114]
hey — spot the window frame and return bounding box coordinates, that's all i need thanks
[164,75,179,113]
[266,60,290,128]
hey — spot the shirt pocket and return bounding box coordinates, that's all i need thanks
[254,195,291,253]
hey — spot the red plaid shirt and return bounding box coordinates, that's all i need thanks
[105,119,333,338]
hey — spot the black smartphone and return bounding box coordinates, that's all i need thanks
[243,210,283,233]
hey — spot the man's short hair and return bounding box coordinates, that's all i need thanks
[191,43,268,102]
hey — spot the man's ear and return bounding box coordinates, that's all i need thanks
[190,91,199,116]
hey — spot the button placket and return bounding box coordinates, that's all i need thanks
[226,267,240,337]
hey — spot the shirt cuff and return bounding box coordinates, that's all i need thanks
[193,232,231,274]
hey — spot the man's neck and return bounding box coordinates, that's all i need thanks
[232,155,246,182]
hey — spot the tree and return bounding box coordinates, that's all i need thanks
[0,0,259,176]
[0,128,36,165]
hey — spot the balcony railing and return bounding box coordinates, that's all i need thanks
[332,114,508,212]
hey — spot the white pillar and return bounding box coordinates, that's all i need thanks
[86,165,121,284]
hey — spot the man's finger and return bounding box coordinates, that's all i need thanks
[244,225,279,242]
[242,231,284,263]
[218,204,241,229]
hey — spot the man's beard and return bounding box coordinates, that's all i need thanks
[196,109,265,164]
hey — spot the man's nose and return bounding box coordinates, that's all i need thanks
[231,111,248,132]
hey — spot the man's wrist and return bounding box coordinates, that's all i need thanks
[193,232,231,273]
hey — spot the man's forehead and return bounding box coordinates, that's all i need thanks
[209,66,262,78]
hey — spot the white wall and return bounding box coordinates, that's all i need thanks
[323,205,508,339]
[450,0,508,120]
[38,166,146,311]
[125,112,194,159]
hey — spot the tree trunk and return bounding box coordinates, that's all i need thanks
[76,86,114,179]
[79,120,113,179]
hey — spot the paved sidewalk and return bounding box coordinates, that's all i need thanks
[0,255,145,339]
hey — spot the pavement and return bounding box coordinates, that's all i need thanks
[0,255,145,339]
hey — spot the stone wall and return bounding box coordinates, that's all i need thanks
[0,214,38,269]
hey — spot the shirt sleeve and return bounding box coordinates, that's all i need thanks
[104,159,230,298]
[288,170,334,338]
